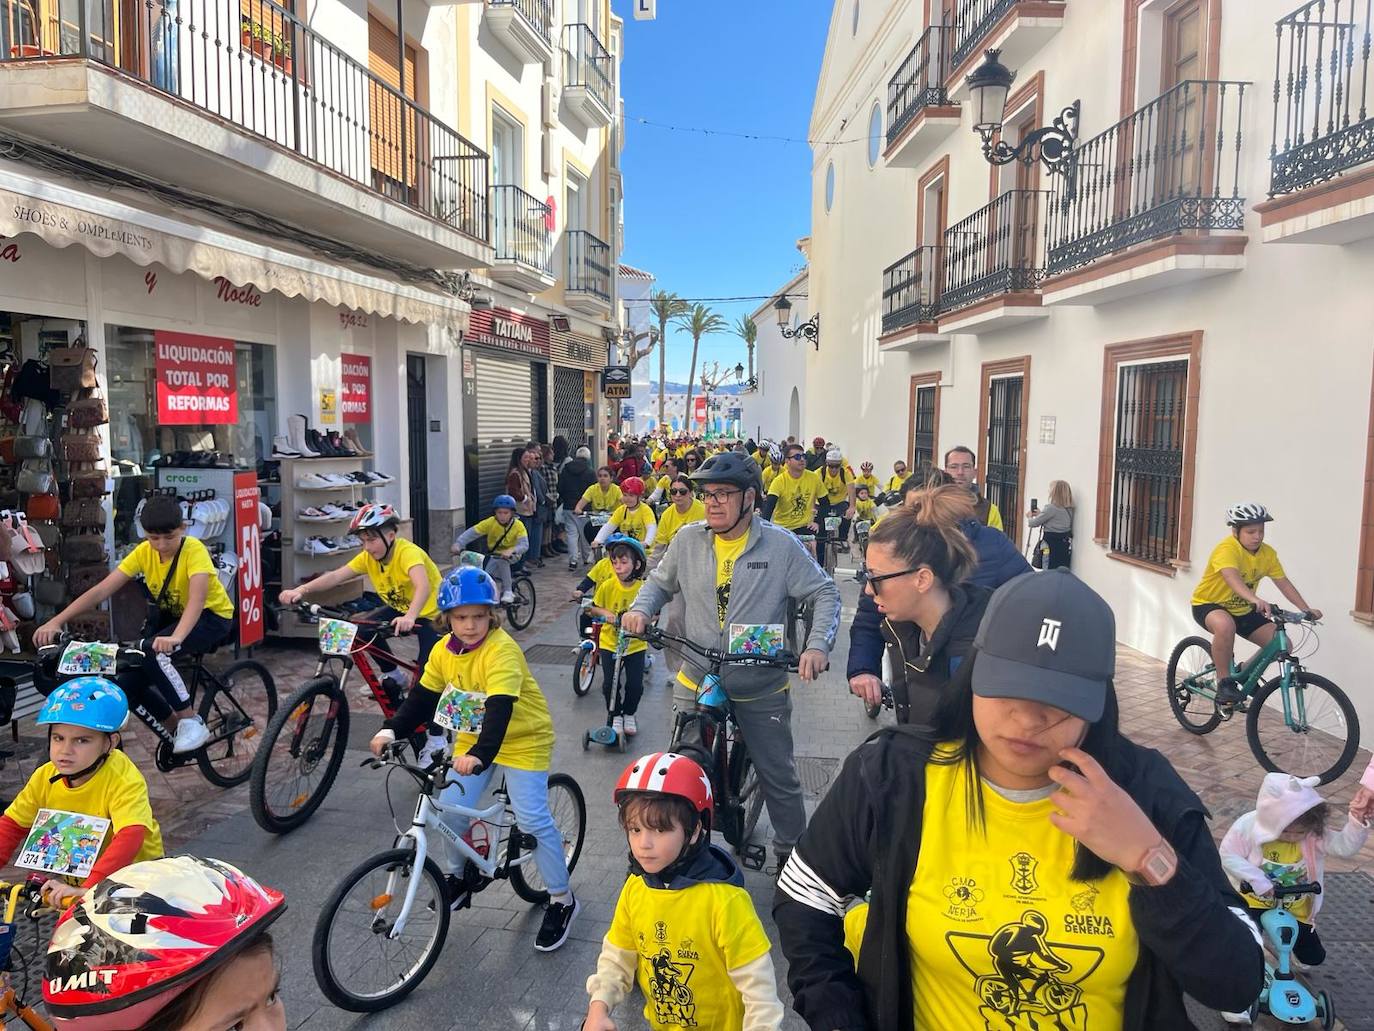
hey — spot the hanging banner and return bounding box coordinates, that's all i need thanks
[233,472,264,647]
[693,396,707,424]
[154,331,238,424]
[341,352,371,423]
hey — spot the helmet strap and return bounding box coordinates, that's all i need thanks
[47,734,113,786]
[445,627,491,655]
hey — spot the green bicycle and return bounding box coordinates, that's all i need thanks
[1166,607,1359,784]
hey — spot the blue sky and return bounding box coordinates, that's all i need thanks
[612,0,830,384]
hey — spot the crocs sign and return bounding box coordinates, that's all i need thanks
[154,331,238,424]
[341,353,371,424]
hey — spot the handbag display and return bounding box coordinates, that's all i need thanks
[70,473,109,499]
[61,433,103,464]
[67,612,110,641]
[33,576,66,607]
[9,359,55,407]
[61,498,106,529]
[13,436,51,459]
[67,564,106,597]
[4,515,45,577]
[0,364,20,424]
[61,534,107,564]
[67,394,109,429]
[15,461,54,496]
[0,437,13,465]
[47,347,97,393]
[25,494,59,521]
[31,521,60,548]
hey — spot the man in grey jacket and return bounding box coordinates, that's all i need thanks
[621,452,841,872]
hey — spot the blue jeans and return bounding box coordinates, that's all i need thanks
[439,764,571,896]
[520,514,543,565]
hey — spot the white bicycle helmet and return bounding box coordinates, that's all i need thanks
[1226,502,1273,527]
[825,448,843,464]
[349,502,400,533]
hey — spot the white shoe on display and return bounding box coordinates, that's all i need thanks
[296,473,332,489]
[287,414,320,458]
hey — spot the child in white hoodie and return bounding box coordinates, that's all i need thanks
[1219,772,1369,978]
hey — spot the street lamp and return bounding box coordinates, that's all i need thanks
[967,49,1079,177]
[774,295,820,351]
[734,362,744,381]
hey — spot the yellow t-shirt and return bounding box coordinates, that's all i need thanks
[347,538,441,620]
[760,465,781,491]
[610,502,657,543]
[581,483,623,512]
[986,502,1005,532]
[593,576,647,655]
[1191,536,1287,615]
[586,557,615,587]
[887,474,907,494]
[468,515,527,553]
[654,500,706,555]
[606,871,773,1031]
[820,467,852,505]
[908,750,1138,1030]
[117,537,234,620]
[854,498,878,521]
[767,469,823,530]
[420,628,554,771]
[854,474,880,495]
[1241,839,1312,921]
[5,750,163,880]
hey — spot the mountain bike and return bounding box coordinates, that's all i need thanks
[35,636,275,787]
[249,603,429,834]
[311,743,586,1011]
[1165,608,1358,784]
[633,626,797,871]
[0,878,56,1031]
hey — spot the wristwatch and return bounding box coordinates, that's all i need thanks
[1126,837,1178,887]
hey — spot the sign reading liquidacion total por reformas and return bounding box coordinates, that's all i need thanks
[341,353,371,423]
[155,330,238,424]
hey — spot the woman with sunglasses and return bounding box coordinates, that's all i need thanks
[777,570,1264,1030]
[649,474,705,685]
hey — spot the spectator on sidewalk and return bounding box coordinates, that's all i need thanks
[506,446,541,569]
[539,442,563,558]
[528,442,551,566]
[1028,480,1075,569]
[944,445,1003,531]
[558,446,597,569]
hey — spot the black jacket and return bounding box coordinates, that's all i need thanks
[877,583,990,725]
[774,728,1264,1031]
[558,458,596,507]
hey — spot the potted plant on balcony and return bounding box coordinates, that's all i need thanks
[240,15,273,64]
[269,27,292,74]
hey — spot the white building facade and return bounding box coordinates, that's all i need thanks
[739,266,811,445]
[806,0,1374,746]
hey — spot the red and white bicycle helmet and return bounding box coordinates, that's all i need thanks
[349,502,399,533]
[44,856,286,1029]
[620,476,646,497]
[615,752,712,825]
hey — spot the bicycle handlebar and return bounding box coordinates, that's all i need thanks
[1269,606,1319,625]
[274,602,409,641]
[360,739,454,793]
[630,626,799,671]
[35,633,148,672]
[1239,880,1321,899]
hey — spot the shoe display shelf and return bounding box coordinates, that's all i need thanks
[272,455,407,640]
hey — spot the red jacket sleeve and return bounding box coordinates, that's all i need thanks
[0,815,28,866]
[84,826,146,886]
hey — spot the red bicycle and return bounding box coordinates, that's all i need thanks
[248,603,428,833]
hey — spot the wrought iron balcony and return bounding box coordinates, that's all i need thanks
[0,0,490,245]
[1046,79,1249,275]
[487,0,551,44]
[562,23,613,123]
[940,188,1049,313]
[1270,0,1374,195]
[948,0,1062,72]
[882,246,943,333]
[566,229,611,307]
[887,26,951,145]
[490,184,553,290]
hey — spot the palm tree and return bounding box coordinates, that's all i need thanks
[674,303,727,429]
[733,314,758,384]
[649,290,690,429]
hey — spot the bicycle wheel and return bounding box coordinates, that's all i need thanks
[507,576,537,631]
[197,660,277,788]
[1246,672,1360,784]
[1165,636,1222,735]
[572,648,597,698]
[250,676,349,834]
[509,773,587,904]
[728,740,767,850]
[312,846,450,1012]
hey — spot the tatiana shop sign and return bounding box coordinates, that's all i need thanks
[155,330,238,424]
[468,308,550,357]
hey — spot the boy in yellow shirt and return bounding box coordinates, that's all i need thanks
[0,679,162,909]
[37,494,233,753]
[584,752,783,1031]
[586,536,648,739]
[451,494,528,604]
[592,477,657,550]
[369,566,578,951]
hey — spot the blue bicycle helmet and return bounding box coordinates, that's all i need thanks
[605,533,648,578]
[493,494,518,512]
[437,565,500,611]
[37,677,129,733]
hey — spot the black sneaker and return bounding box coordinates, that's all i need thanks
[770,848,793,882]
[534,894,579,951]
[1215,677,1243,707]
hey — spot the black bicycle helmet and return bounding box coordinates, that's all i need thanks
[689,452,763,497]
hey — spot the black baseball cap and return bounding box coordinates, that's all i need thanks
[971,569,1116,722]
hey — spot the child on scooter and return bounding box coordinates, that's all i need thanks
[1218,771,1369,1021]
[584,535,648,739]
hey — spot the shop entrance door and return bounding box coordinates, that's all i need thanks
[984,374,1024,547]
[474,352,536,513]
[406,355,430,549]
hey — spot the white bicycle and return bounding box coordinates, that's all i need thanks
[311,743,586,1011]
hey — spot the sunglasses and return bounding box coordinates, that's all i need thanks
[669,487,692,496]
[786,454,806,461]
[866,566,923,595]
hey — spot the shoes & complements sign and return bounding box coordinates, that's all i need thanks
[154,330,238,424]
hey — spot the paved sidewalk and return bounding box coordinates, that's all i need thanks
[1,554,1369,1029]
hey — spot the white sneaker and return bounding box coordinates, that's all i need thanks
[623,714,637,736]
[417,734,447,769]
[172,716,210,754]
[301,537,336,555]
[611,715,624,737]
[1220,1010,1253,1025]
[296,473,333,489]
[500,590,515,604]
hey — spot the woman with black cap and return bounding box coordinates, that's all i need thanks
[776,569,1264,1031]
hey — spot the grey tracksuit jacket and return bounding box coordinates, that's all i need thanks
[629,516,842,701]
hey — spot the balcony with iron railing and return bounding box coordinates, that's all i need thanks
[0,0,490,267]
[1040,79,1250,304]
[562,22,613,128]
[566,228,611,313]
[490,184,554,293]
[884,25,960,168]
[939,188,1050,326]
[880,246,946,348]
[1259,0,1374,243]
[946,0,1066,95]
[484,0,553,65]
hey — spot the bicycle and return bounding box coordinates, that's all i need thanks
[0,878,55,1031]
[454,551,536,631]
[1165,608,1359,784]
[632,625,798,871]
[1238,880,1333,1028]
[586,510,612,564]
[571,598,613,699]
[35,635,275,787]
[249,603,430,834]
[311,743,586,1012]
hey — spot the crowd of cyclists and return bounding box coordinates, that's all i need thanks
[5,425,1372,1030]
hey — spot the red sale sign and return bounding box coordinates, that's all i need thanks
[155,331,237,424]
[341,352,371,424]
[233,472,264,647]
[693,396,707,424]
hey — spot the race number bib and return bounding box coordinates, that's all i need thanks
[16,809,110,879]
[317,618,359,656]
[58,642,117,676]
[433,683,486,734]
[728,623,785,656]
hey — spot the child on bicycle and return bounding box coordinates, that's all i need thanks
[585,535,648,739]
[36,493,234,753]
[1191,504,1323,706]
[451,494,528,604]
[368,566,579,952]
[575,467,623,547]
[1217,772,1369,1022]
[583,751,783,1031]
[592,477,658,550]
[0,678,162,909]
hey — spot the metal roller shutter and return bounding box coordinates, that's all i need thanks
[475,352,536,512]
[552,366,587,447]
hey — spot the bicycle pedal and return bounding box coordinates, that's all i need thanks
[739,842,766,871]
